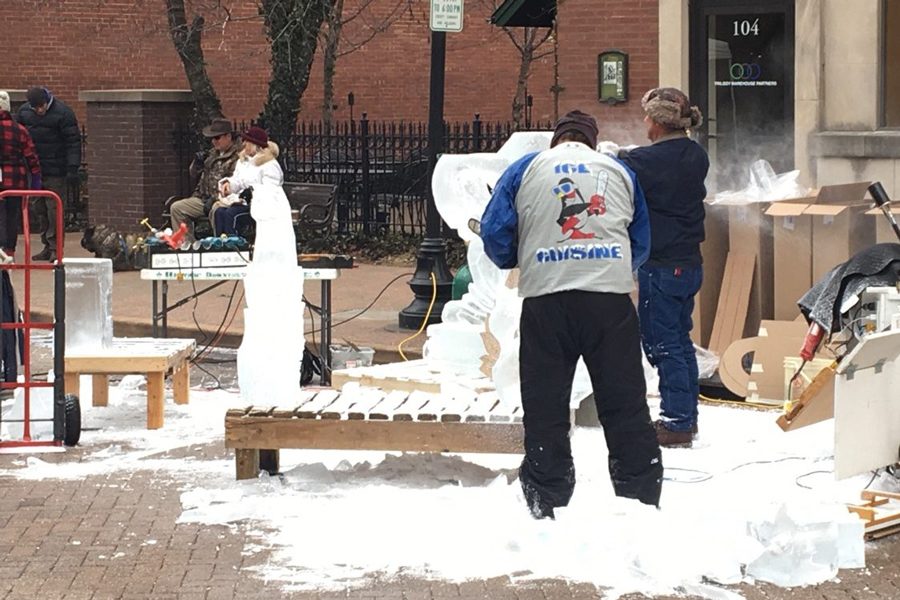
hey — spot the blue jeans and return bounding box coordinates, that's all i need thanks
[638,264,703,432]
[214,204,251,236]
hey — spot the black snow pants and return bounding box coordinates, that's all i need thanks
[518,290,663,514]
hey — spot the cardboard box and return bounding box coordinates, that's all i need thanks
[766,203,813,321]
[765,181,875,313]
[691,203,729,347]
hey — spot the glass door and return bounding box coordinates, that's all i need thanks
[690,0,794,193]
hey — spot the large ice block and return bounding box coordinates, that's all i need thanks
[63,258,113,352]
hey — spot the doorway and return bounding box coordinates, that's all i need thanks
[689,0,795,193]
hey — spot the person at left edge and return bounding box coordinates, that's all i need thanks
[16,86,81,262]
[480,109,663,520]
[0,91,42,258]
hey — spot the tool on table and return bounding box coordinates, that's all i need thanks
[786,320,826,411]
[140,218,188,250]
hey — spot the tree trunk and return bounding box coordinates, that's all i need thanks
[259,0,331,144]
[165,0,224,125]
[511,29,535,128]
[321,0,344,128]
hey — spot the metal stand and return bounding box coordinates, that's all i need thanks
[147,269,336,386]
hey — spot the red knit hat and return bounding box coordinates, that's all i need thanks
[241,126,269,147]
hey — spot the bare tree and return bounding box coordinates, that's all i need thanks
[259,0,332,142]
[502,26,553,127]
[320,0,413,126]
[165,0,225,125]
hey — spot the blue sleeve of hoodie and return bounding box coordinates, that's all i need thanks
[613,157,651,271]
[480,152,539,269]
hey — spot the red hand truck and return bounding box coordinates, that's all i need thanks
[0,189,81,448]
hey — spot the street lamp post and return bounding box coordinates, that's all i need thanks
[398,30,453,330]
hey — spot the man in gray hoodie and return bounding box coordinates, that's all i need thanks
[481,111,662,519]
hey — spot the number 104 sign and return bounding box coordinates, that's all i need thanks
[431,0,464,32]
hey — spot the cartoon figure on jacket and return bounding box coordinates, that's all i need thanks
[555,171,608,240]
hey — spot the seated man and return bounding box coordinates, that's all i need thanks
[169,118,240,242]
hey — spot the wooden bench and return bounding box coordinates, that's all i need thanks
[224,387,524,480]
[64,337,196,430]
[283,182,338,236]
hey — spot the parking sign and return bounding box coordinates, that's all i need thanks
[430,0,464,32]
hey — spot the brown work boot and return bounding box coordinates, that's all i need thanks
[31,246,53,261]
[654,420,693,448]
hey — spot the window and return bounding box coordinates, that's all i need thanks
[884,0,900,126]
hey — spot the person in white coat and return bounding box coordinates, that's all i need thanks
[215,126,284,236]
[226,127,303,404]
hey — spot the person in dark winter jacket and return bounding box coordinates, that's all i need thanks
[481,110,663,519]
[169,118,241,243]
[617,87,710,448]
[0,91,42,258]
[16,87,81,262]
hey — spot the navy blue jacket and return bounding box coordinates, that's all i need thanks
[16,91,81,178]
[618,135,709,267]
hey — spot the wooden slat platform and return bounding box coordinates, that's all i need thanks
[224,388,524,480]
[64,337,196,430]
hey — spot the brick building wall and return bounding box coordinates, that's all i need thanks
[1,1,657,134]
[557,0,660,146]
[84,93,193,230]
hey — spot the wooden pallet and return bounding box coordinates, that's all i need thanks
[330,359,494,395]
[847,490,900,540]
[224,388,523,479]
[64,337,196,430]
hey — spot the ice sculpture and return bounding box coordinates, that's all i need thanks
[237,184,304,402]
[63,258,113,352]
[422,132,604,404]
[423,133,551,378]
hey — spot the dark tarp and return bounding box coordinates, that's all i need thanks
[798,243,900,333]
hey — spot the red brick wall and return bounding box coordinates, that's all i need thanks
[557,0,659,146]
[0,1,658,131]
[86,100,193,230]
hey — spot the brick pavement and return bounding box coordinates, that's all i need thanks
[2,236,900,599]
[2,435,900,600]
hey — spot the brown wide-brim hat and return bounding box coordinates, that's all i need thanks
[202,118,233,138]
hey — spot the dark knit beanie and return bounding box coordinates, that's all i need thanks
[551,110,599,148]
[641,87,703,130]
[26,87,49,107]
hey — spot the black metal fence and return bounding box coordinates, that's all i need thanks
[173,115,552,236]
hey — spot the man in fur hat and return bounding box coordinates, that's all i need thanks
[169,118,240,242]
[617,87,710,448]
[481,110,662,519]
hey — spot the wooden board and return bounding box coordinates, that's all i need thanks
[847,490,900,540]
[777,363,836,431]
[65,337,195,373]
[709,252,756,355]
[225,416,523,455]
[331,359,493,395]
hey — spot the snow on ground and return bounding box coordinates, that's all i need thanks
[0,375,892,599]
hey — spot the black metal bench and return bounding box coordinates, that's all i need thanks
[284,182,338,236]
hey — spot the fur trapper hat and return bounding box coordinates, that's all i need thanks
[641,87,703,130]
